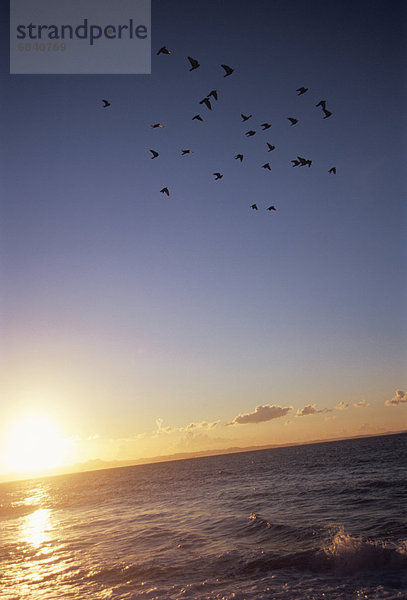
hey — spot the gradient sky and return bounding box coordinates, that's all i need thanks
[1,0,406,475]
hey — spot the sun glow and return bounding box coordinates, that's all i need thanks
[4,415,67,473]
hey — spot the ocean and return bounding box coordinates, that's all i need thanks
[1,433,406,599]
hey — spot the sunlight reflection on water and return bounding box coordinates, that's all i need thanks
[21,508,52,548]
[23,485,47,507]
[11,495,69,594]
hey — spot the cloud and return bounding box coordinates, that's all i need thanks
[353,400,370,408]
[155,418,174,434]
[155,417,218,434]
[296,404,317,416]
[185,421,219,431]
[385,390,407,406]
[335,401,349,410]
[296,404,331,417]
[229,404,292,425]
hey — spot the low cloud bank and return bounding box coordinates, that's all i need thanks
[296,404,331,417]
[335,401,349,410]
[156,418,219,434]
[353,400,370,408]
[230,404,292,425]
[385,390,407,406]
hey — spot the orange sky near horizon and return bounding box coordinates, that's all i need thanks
[0,390,405,480]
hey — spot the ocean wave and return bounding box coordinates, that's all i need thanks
[243,512,299,542]
[231,512,318,550]
[361,479,407,491]
[318,528,407,575]
[0,503,39,521]
[238,527,407,578]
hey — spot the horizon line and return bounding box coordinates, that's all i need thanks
[1,428,406,485]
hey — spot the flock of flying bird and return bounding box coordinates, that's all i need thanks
[102,45,336,213]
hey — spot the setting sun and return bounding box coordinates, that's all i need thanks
[4,415,67,473]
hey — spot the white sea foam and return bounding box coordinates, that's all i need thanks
[322,527,407,575]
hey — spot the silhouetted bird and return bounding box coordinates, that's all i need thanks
[235,154,244,161]
[245,130,256,136]
[262,163,271,170]
[296,156,312,167]
[199,97,212,110]
[267,143,275,152]
[329,167,336,174]
[261,123,271,130]
[296,87,308,95]
[221,64,234,77]
[160,187,169,196]
[316,100,327,109]
[241,113,252,121]
[251,204,258,210]
[267,205,276,211]
[322,108,332,119]
[208,90,218,101]
[291,159,301,167]
[192,114,204,121]
[187,56,200,70]
[102,99,110,107]
[181,150,192,155]
[288,117,298,126]
[151,123,164,128]
[157,46,171,55]
[149,150,159,159]
[213,172,223,180]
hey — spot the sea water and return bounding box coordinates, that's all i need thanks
[1,433,407,599]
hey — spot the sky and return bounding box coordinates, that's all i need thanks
[0,0,406,478]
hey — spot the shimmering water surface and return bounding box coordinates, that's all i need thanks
[1,433,407,599]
